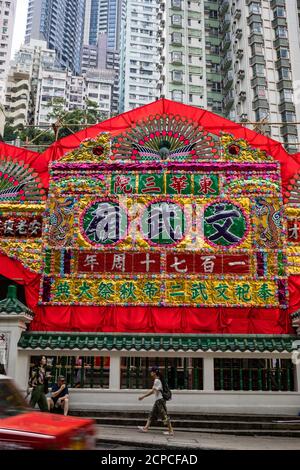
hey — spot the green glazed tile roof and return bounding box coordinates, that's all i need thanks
[0,286,33,317]
[18,333,296,352]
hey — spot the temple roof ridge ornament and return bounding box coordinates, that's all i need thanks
[0,285,33,319]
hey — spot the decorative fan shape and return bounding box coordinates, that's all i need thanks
[112,114,219,161]
[0,156,46,202]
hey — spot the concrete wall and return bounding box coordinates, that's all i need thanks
[13,348,300,416]
[68,388,300,416]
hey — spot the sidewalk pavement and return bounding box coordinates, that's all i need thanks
[96,425,300,450]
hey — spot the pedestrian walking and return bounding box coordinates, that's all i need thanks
[29,355,48,412]
[138,367,174,436]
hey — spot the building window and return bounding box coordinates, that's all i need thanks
[276,26,288,39]
[251,43,263,55]
[172,70,183,83]
[171,15,182,27]
[255,109,268,121]
[274,7,286,18]
[250,22,262,34]
[253,64,265,77]
[249,2,261,14]
[255,85,266,98]
[171,51,182,63]
[212,82,221,93]
[171,32,182,45]
[277,47,289,59]
[172,90,183,102]
[281,111,296,122]
[189,94,193,103]
[171,0,181,9]
[278,68,291,80]
[280,89,294,103]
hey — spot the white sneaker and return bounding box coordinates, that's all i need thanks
[138,426,148,433]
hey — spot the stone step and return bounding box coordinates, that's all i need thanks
[83,416,300,431]
[70,410,300,422]
[96,425,300,439]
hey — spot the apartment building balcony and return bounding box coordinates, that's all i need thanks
[270,0,286,8]
[281,124,298,136]
[279,101,296,114]
[275,58,291,69]
[219,0,230,16]
[252,98,269,110]
[249,55,266,66]
[272,17,288,29]
[223,70,234,90]
[248,34,264,46]
[251,76,267,88]
[273,37,289,49]
[221,51,232,71]
[247,13,262,25]
[223,90,234,110]
[277,79,293,91]
[220,13,231,32]
[221,32,231,52]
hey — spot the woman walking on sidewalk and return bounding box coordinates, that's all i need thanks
[138,367,174,436]
[29,355,48,412]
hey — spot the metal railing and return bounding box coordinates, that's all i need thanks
[29,356,110,389]
[120,357,203,390]
[214,358,295,391]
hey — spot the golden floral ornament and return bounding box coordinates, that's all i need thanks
[221,134,273,162]
[58,133,111,163]
[0,239,42,272]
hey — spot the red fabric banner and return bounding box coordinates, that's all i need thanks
[0,249,295,334]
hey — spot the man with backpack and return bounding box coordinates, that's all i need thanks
[138,367,174,436]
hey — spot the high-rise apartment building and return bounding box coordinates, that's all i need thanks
[4,39,115,130]
[84,0,124,50]
[158,0,300,152]
[158,0,222,113]
[5,40,56,129]
[219,0,300,152]
[119,0,160,112]
[25,0,85,75]
[0,0,17,104]
[83,0,124,114]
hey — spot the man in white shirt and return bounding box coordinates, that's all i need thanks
[138,367,174,436]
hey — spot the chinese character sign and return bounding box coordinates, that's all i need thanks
[41,131,287,309]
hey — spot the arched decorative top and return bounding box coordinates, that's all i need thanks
[111,114,219,161]
[57,133,111,164]
[0,156,46,203]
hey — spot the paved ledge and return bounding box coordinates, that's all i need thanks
[96,425,300,450]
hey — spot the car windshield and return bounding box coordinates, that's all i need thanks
[0,379,30,418]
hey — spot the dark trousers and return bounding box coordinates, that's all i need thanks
[30,384,48,412]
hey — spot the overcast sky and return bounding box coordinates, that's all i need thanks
[11,0,29,58]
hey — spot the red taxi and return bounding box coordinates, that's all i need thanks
[0,375,96,450]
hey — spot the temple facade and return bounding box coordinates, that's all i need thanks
[1,99,300,414]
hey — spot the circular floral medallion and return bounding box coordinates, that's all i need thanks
[141,200,186,246]
[204,201,248,247]
[81,199,127,246]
